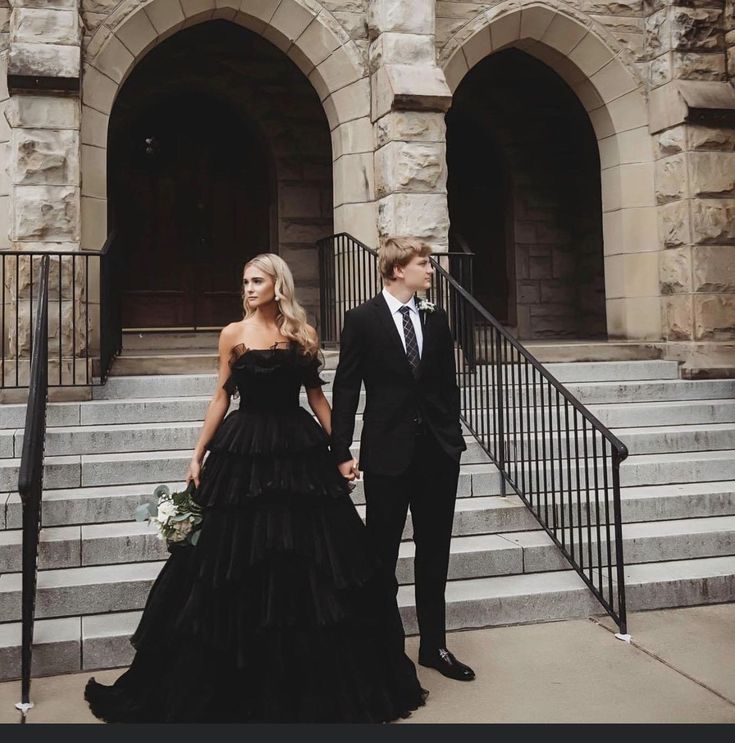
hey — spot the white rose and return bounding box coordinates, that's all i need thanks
[157,501,177,522]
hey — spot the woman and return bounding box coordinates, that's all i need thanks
[84,254,427,723]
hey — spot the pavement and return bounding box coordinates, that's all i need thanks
[1,603,734,724]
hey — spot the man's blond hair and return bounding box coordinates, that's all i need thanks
[378,236,433,282]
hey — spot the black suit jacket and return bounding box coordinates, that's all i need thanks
[331,293,467,476]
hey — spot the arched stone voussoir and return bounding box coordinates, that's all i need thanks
[86,0,366,130]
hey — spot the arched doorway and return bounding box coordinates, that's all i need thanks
[106,20,332,329]
[446,48,606,340]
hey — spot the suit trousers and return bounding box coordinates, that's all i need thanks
[363,427,460,653]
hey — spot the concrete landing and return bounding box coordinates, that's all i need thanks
[1,604,733,724]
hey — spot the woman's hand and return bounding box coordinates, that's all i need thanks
[186,456,202,489]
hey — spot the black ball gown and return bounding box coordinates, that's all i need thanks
[84,340,427,723]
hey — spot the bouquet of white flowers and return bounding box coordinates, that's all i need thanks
[134,481,203,547]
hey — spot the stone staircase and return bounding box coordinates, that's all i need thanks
[1,335,734,680]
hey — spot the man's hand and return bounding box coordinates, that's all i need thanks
[338,458,360,481]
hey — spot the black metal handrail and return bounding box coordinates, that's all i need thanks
[317,232,629,633]
[0,231,121,388]
[15,255,50,721]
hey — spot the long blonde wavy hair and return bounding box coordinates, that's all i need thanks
[241,253,319,357]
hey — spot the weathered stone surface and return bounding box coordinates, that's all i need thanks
[671,8,724,52]
[660,246,692,294]
[659,199,692,246]
[688,125,735,151]
[663,294,694,340]
[672,51,727,79]
[5,299,88,357]
[12,8,81,46]
[5,96,79,130]
[695,294,735,340]
[81,1,119,13]
[377,192,450,249]
[645,9,672,58]
[8,42,80,78]
[691,199,735,243]
[369,0,434,38]
[655,154,688,203]
[372,64,452,121]
[15,2,78,8]
[3,253,88,301]
[650,53,673,87]
[369,31,435,71]
[11,129,79,186]
[580,1,644,13]
[333,10,368,40]
[12,185,79,242]
[375,110,445,146]
[688,152,735,196]
[692,245,735,292]
[374,140,446,197]
[656,126,686,156]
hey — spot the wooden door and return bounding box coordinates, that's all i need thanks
[110,93,272,329]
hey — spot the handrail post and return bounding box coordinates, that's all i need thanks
[16,254,50,721]
[494,330,506,497]
[611,448,628,634]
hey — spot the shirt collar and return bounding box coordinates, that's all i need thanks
[382,287,418,315]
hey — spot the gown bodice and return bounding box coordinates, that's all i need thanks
[223,340,326,412]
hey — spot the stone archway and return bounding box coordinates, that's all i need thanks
[80,0,374,328]
[441,2,661,341]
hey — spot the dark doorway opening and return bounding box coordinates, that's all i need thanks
[109,23,274,329]
[446,48,606,339]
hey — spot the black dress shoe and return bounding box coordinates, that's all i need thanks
[418,648,476,681]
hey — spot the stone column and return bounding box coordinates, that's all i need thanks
[369,0,452,251]
[2,0,85,386]
[647,0,735,374]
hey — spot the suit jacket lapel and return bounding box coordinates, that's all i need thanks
[373,293,414,377]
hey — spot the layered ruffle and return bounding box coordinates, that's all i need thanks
[84,388,427,723]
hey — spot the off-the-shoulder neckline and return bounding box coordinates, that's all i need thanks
[229,340,292,361]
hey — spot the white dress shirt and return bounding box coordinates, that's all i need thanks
[382,287,423,358]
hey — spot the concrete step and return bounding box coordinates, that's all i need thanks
[4,394,733,436]
[4,478,734,535]
[2,443,733,501]
[5,553,734,681]
[108,349,341,376]
[6,416,735,461]
[519,340,664,363]
[0,456,505,506]
[3,511,734,623]
[5,420,484,459]
[460,379,735,407]
[0,495,542,570]
[500,450,735,489]
[72,378,734,412]
[121,331,220,352]
[478,423,735,458]
[470,360,680,383]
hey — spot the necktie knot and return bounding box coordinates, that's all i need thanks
[399,305,411,317]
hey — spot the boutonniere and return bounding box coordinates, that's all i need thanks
[417,298,435,326]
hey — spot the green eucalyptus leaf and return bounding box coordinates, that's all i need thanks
[153,485,170,499]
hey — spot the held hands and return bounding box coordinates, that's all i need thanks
[338,458,360,482]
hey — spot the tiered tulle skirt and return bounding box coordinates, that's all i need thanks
[84,406,427,723]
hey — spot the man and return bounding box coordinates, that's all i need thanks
[330,236,475,682]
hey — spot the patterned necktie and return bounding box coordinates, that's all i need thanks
[399,305,420,375]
